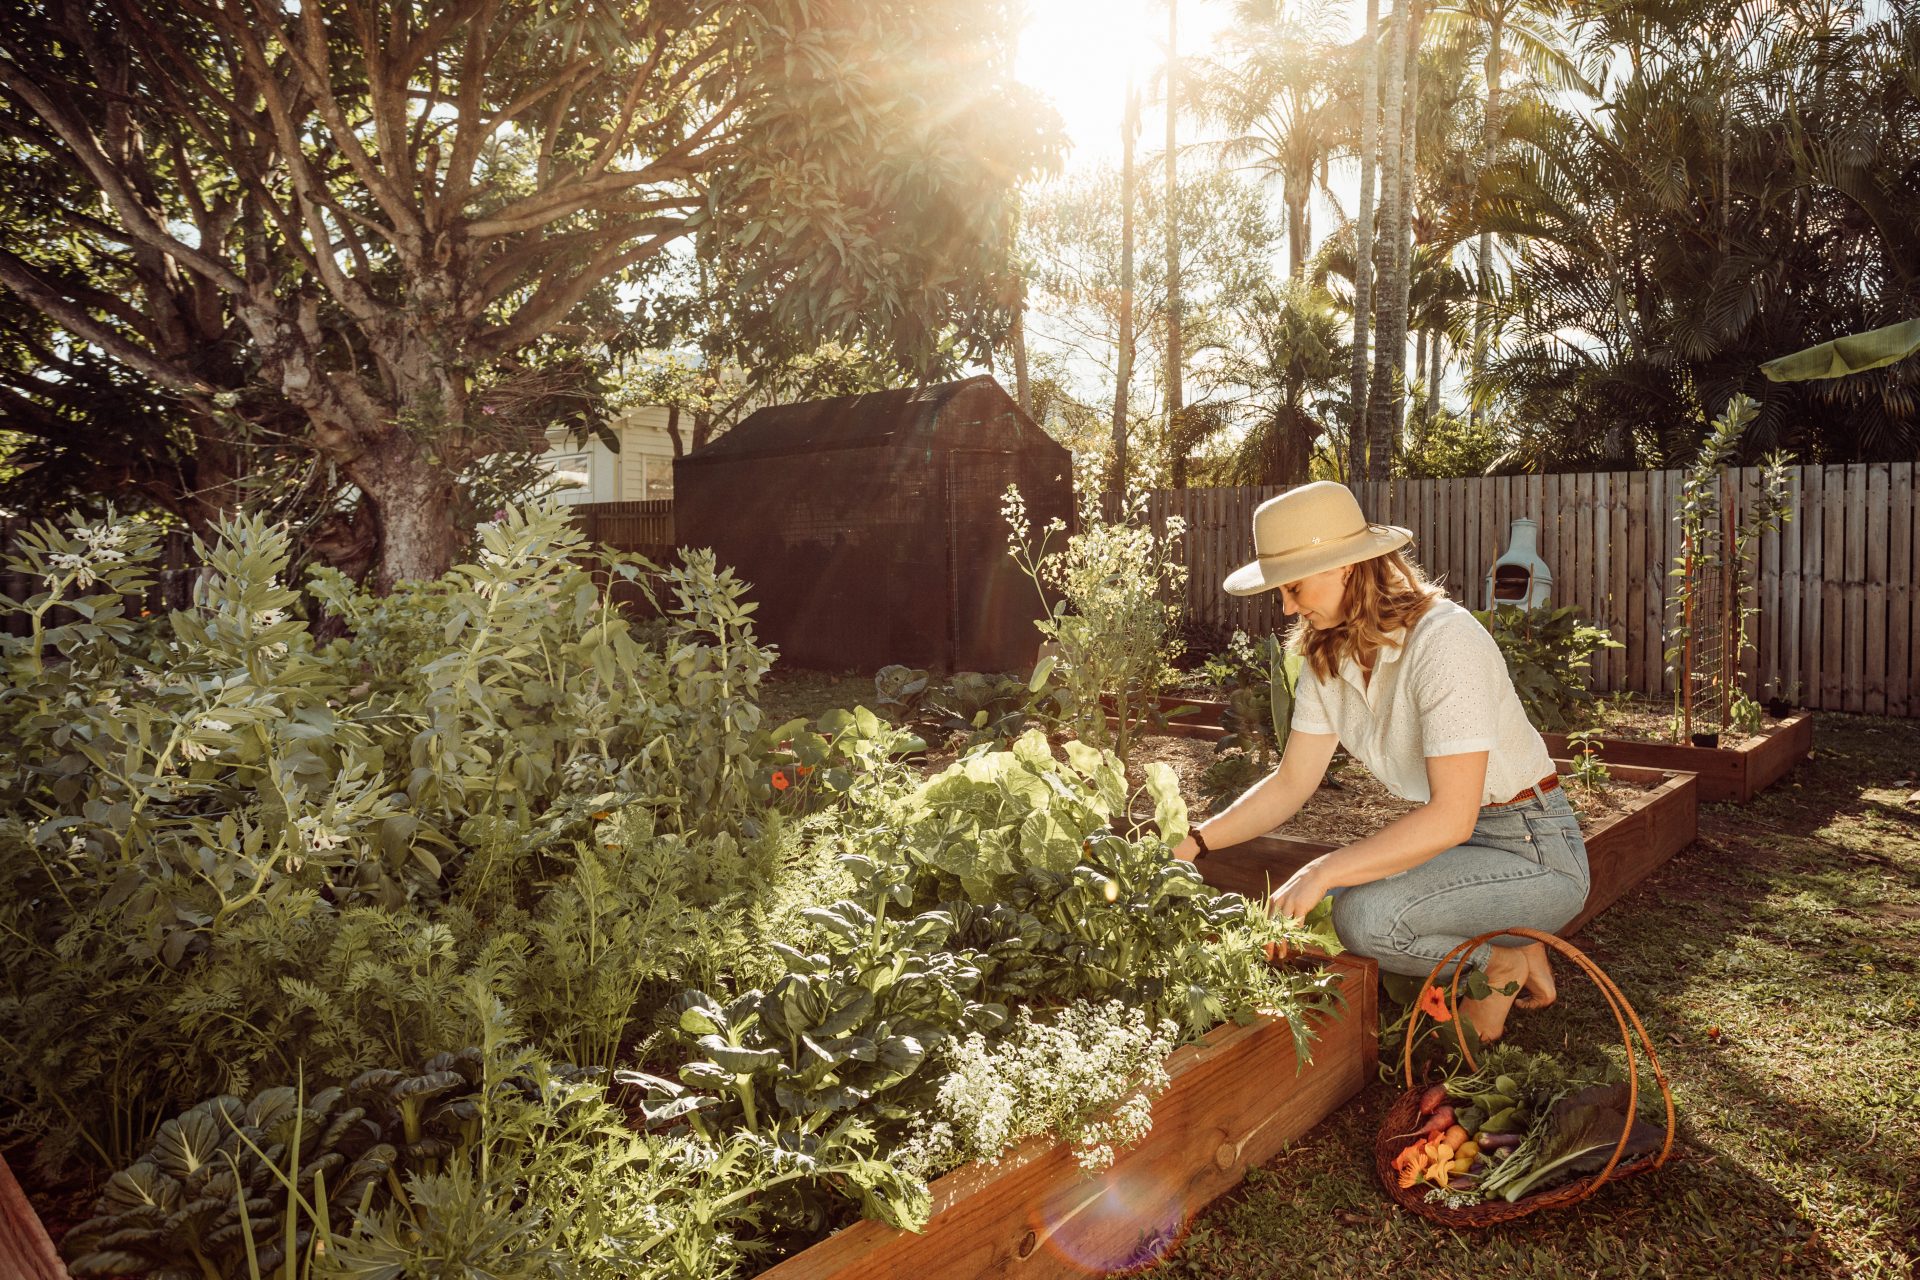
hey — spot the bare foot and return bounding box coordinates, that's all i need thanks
[1514,943,1556,1010]
[1459,945,1531,1043]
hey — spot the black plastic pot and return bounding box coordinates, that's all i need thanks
[1690,731,1721,749]
[1766,697,1793,719]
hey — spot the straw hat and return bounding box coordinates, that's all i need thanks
[1222,481,1413,596]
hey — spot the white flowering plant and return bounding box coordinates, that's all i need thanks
[898,1000,1178,1176]
[1004,474,1188,764]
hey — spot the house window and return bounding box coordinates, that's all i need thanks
[543,450,594,504]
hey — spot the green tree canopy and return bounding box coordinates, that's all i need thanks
[0,0,1059,586]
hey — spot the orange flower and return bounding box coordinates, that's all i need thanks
[1417,985,1453,1023]
[796,765,813,777]
[770,770,790,792]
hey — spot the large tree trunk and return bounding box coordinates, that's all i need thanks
[1287,192,1308,280]
[1471,12,1504,432]
[1348,0,1380,483]
[1389,0,1421,456]
[1012,304,1031,416]
[1365,0,1410,479]
[1114,78,1138,497]
[1163,0,1184,468]
[350,436,467,594]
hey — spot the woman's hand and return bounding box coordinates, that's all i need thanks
[1266,859,1330,922]
[1171,835,1201,862]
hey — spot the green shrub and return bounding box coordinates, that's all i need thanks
[1005,484,1187,764]
[1473,603,1622,731]
[0,506,799,1172]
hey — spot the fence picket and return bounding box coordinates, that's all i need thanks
[1844,465,1868,713]
[1866,464,1889,715]
[1890,463,1913,717]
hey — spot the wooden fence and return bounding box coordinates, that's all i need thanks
[1149,462,1920,718]
[571,499,674,559]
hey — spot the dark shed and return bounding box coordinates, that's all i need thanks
[674,376,1073,673]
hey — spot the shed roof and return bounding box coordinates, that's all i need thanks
[676,375,1058,466]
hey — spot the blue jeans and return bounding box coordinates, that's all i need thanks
[1330,784,1591,978]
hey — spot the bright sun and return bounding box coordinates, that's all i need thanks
[1014,0,1179,167]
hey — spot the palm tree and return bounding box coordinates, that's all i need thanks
[1349,0,1381,481]
[1197,0,1350,280]
[1424,0,1591,428]
[1365,0,1416,477]
[1220,283,1353,485]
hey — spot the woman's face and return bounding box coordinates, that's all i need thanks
[1280,565,1350,629]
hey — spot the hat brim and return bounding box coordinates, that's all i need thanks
[1222,525,1413,596]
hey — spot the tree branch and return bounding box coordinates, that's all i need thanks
[473,227,682,358]
[0,249,216,395]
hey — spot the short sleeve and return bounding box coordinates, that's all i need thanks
[1413,616,1503,757]
[1289,665,1336,736]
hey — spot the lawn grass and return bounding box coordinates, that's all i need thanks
[1142,712,1920,1280]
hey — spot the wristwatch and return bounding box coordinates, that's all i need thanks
[1192,826,1212,860]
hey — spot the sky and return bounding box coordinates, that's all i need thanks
[1014,0,1240,170]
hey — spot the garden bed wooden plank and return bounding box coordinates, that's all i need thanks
[1188,761,1697,941]
[0,1152,68,1280]
[759,953,1378,1280]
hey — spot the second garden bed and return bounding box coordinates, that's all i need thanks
[1125,736,1698,938]
[1541,709,1813,804]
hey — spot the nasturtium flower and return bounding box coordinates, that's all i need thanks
[771,770,790,792]
[1418,984,1454,1023]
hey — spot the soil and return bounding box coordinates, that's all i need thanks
[1580,691,1778,749]
[1125,733,1654,844]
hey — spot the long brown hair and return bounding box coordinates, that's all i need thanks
[1289,548,1445,681]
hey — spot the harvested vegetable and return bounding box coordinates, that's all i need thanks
[1399,1046,1669,1210]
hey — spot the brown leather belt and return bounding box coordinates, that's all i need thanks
[1492,772,1560,808]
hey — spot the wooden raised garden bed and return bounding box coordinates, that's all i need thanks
[1541,710,1813,804]
[760,951,1379,1280]
[2,958,1378,1280]
[1127,693,1813,805]
[1189,762,1698,938]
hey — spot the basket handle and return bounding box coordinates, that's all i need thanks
[1399,927,1676,1194]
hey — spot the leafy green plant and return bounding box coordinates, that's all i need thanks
[1564,730,1611,790]
[872,665,933,722]
[1199,749,1266,815]
[1728,690,1767,737]
[1473,603,1622,731]
[1663,393,1794,740]
[0,504,802,1173]
[1004,480,1187,764]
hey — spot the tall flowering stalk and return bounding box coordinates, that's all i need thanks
[1004,471,1187,764]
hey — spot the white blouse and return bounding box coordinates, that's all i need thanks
[1289,596,1556,805]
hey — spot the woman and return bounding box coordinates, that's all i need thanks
[1172,481,1589,1042]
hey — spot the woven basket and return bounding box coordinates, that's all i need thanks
[1372,928,1676,1227]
